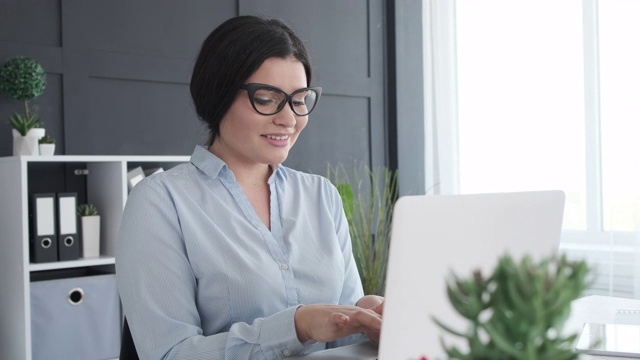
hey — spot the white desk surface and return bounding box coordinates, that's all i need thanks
[290,295,640,359]
[565,295,640,359]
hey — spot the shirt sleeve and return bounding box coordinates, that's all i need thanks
[116,179,313,360]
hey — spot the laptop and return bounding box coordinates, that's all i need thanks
[291,190,566,360]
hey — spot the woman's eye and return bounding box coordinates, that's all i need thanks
[254,97,275,106]
[292,93,308,107]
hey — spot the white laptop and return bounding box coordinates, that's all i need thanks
[291,190,566,360]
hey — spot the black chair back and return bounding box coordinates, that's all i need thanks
[120,317,140,360]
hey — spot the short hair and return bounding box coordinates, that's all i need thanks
[190,16,313,145]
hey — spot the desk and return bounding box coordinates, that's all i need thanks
[290,295,640,359]
[565,295,640,359]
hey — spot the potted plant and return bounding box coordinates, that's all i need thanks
[434,253,592,359]
[38,134,55,156]
[328,163,399,296]
[0,56,47,155]
[77,204,100,258]
[9,116,42,156]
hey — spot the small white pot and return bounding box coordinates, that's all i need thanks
[39,143,55,156]
[81,215,101,258]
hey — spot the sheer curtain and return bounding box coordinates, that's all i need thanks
[424,0,640,299]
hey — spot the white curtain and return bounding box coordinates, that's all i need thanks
[422,0,458,196]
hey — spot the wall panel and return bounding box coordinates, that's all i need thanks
[286,95,370,175]
[0,0,388,177]
[0,0,63,157]
[241,0,387,173]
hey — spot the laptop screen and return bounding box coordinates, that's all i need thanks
[378,190,565,360]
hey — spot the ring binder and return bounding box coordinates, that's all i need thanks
[57,193,80,261]
[31,193,58,263]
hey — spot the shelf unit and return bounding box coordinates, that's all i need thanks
[0,154,189,360]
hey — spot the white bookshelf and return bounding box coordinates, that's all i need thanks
[0,154,189,360]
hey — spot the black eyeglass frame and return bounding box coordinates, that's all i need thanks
[239,83,322,116]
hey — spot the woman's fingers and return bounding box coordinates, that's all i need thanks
[329,308,382,332]
[346,308,382,330]
[329,312,350,325]
[371,301,384,315]
[295,304,383,343]
[356,295,385,310]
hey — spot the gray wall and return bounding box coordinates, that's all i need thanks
[394,0,425,195]
[0,0,391,178]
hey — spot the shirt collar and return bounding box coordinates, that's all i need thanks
[190,145,288,182]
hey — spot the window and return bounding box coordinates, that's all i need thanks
[424,0,640,298]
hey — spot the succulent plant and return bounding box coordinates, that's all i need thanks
[434,253,592,360]
[77,204,99,217]
[38,134,55,144]
[9,113,40,136]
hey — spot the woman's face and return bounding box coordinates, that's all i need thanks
[211,56,309,169]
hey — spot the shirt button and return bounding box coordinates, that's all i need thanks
[280,263,289,270]
[283,348,291,356]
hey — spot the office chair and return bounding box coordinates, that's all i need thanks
[120,317,140,360]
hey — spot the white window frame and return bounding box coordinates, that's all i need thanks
[423,0,640,299]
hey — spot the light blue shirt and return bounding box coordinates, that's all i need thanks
[116,146,365,360]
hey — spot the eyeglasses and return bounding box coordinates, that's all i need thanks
[240,83,322,116]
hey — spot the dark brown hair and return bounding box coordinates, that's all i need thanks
[190,16,313,145]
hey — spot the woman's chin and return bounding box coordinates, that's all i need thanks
[265,149,291,165]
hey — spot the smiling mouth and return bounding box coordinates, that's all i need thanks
[264,134,290,141]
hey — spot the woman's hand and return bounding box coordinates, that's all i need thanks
[356,295,384,313]
[355,295,384,343]
[294,304,382,343]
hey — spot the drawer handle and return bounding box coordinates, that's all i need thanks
[68,288,84,305]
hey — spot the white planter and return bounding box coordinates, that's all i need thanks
[81,215,101,258]
[12,128,46,156]
[13,136,39,156]
[39,143,55,156]
[27,128,45,140]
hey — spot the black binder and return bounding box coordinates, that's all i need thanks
[31,193,58,263]
[57,192,80,261]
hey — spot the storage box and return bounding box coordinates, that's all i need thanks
[30,274,120,360]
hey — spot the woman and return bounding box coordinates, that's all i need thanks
[116,15,383,359]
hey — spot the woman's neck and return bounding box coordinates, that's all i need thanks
[208,144,273,185]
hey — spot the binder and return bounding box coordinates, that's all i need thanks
[57,192,80,261]
[144,167,164,177]
[127,166,145,191]
[31,193,58,263]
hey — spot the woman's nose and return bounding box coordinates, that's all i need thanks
[273,103,297,127]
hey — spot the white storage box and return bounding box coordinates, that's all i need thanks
[30,274,120,360]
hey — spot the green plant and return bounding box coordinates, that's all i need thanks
[9,113,39,136]
[77,204,99,217]
[327,163,398,296]
[38,134,54,144]
[0,56,47,135]
[434,253,592,360]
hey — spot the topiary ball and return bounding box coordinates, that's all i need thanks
[0,56,47,102]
